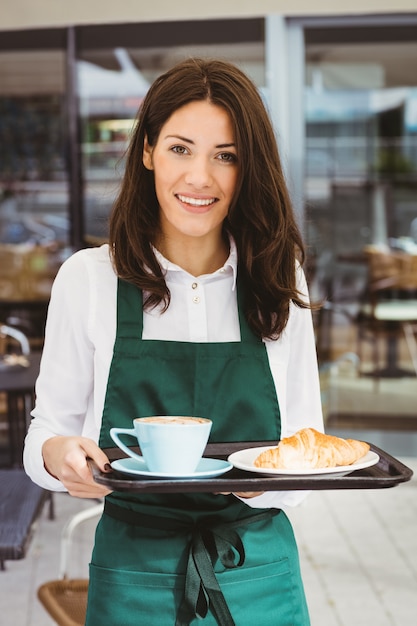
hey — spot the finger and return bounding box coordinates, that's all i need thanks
[60,445,95,485]
[66,482,112,498]
[61,439,109,485]
[79,439,111,473]
[233,492,264,498]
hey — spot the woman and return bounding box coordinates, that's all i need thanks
[24,58,323,625]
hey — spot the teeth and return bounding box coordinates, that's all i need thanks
[177,194,216,207]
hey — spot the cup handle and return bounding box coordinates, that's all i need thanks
[109,427,142,461]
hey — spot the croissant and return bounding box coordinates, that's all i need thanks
[254,428,370,470]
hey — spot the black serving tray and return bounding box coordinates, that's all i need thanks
[91,442,413,494]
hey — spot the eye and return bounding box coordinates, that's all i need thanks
[217,152,237,164]
[171,145,189,155]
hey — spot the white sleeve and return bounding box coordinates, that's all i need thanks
[23,251,95,491]
[281,264,324,439]
[236,265,324,510]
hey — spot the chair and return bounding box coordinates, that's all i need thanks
[0,323,30,358]
[37,502,103,626]
[356,248,417,385]
[0,323,33,465]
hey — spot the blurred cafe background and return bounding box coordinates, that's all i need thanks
[1,1,417,466]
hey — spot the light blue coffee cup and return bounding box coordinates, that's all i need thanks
[110,416,212,474]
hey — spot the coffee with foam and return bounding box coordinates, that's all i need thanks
[136,416,209,425]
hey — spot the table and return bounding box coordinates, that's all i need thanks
[362,248,417,379]
[0,351,41,466]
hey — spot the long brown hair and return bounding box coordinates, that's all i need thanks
[109,57,308,339]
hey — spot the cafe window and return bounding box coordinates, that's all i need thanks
[303,19,417,449]
[0,37,72,342]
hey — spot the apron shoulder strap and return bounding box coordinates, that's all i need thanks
[236,274,262,345]
[116,278,144,338]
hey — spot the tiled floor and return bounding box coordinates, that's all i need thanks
[289,458,417,626]
[1,456,416,626]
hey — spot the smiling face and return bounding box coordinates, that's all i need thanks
[142,100,238,253]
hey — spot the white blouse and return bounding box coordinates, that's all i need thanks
[24,241,324,509]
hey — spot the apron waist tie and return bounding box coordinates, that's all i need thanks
[104,500,280,626]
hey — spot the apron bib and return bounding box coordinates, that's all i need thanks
[86,278,310,626]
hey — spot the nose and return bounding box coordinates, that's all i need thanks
[184,155,213,188]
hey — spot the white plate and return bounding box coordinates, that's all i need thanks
[227,447,379,477]
[111,456,233,479]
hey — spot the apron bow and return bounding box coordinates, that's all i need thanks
[103,500,279,626]
[176,521,245,626]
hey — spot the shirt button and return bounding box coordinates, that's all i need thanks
[192,282,198,289]
[192,296,200,304]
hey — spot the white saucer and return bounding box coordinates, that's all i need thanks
[111,456,233,479]
[228,448,379,477]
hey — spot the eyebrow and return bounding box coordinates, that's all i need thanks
[164,134,236,149]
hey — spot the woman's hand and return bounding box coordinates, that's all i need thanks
[215,492,264,498]
[42,436,112,498]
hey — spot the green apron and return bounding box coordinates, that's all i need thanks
[85,278,310,626]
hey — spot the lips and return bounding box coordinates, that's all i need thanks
[176,194,217,207]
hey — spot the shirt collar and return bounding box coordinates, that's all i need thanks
[152,236,238,290]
